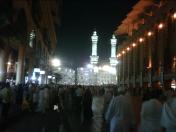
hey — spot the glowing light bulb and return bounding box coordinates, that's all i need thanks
[7,62,11,65]
[117,53,121,58]
[132,43,136,47]
[139,38,144,43]
[158,23,163,29]
[127,47,130,51]
[147,31,152,36]
[173,12,176,19]
[122,51,125,54]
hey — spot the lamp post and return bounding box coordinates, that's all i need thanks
[50,58,61,84]
[52,58,61,67]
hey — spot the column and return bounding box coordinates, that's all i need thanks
[133,46,136,88]
[122,54,125,89]
[28,56,34,81]
[172,17,176,77]
[158,24,166,86]
[127,50,130,88]
[129,48,133,88]
[16,44,25,84]
[118,56,123,84]
[148,35,153,87]
[124,53,128,87]
[0,49,6,82]
[139,41,144,88]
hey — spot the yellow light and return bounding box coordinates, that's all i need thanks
[7,62,11,65]
[158,23,163,29]
[132,43,136,47]
[173,12,176,19]
[126,47,130,51]
[139,38,144,43]
[122,51,125,54]
[117,53,121,58]
[52,58,61,67]
[147,31,152,36]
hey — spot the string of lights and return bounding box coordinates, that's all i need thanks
[116,12,176,59]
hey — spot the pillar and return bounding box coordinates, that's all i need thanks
[133,47,136,88]
[127,50,130,88]
[28,56,34,80]
[122,54,125,89]
[148,35,153,87]
[158,25,166,86]
[16,44,25,84]
[139,41,144,88]
[0,49,6,82]
[124,53,128,87]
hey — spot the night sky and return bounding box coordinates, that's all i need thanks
[56,0,138,67]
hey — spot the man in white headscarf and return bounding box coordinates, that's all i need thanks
[105,89,135,132]
[91,88,105,132]
[139,89,163,132]
[161,90,176,132]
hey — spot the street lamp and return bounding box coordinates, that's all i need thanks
[52,58,61,67]
[87,63,93,69]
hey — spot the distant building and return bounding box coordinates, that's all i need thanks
[77,31,117,86]
[0,0,62,84]
[55,67,75,85]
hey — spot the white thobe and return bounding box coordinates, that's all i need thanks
[91,96,105,132]
[139,99,162,132]
[161,97,176,132]
[106,95,135,132]
[105,96,118,123]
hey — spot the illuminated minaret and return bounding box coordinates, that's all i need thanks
[109,34,117,66]
[90,31,99,65]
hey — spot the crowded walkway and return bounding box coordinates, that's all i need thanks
[0,82,176,132]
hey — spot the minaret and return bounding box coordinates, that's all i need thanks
[109,34,117,66]
[90,31,99,65]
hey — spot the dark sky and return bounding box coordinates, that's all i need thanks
[56,0,138,67]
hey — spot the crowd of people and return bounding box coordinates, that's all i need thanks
[0,82,58,122]
[0,82,176,132]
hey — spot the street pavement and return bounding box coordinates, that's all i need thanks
[1,110,92,132]
[1,111,63,132]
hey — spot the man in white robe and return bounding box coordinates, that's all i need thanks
[139,98,162,132]
[161,92,176,132]
[91,88,105,132]
[105,90,135,132]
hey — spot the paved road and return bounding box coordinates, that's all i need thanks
[1,110,92,132]
[1,111,63,132]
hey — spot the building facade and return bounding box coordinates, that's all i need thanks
[0,0,62,84]
[77,31,117,86]
[77,66,117,86]
[115,0,176,90]
[56,67,75,85]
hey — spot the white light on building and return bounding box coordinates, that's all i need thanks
[87,64,93,69]
[34,68,40,72]
[29,30,35,48]
[171,79,176,90]
[40,70,45,75]
[52,58,61,67]
[48,75,52,79]
[93,66,99,73]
